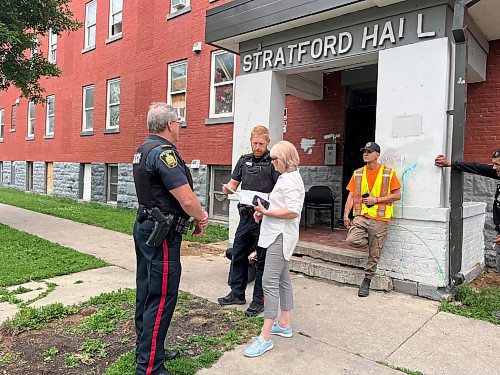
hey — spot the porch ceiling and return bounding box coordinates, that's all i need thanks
[468,0,500,41]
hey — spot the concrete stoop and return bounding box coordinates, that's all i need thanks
[291,242,393,291]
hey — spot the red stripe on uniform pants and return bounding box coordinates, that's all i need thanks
[146,239,169,375]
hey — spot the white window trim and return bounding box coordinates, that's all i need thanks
[170,0,190,14]
[45,95,55,136]
[82,85,94,131]
[167,60,187,123]
[209,50,236,119]
[108,0,123,38]
[106,78,120,129]
[27,101,35,137]
[48,29,57,64]
[0,108,4,140]
[85,0,97,49]
[209,165,231,221]
[106,164,118,203]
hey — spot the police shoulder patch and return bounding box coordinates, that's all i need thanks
[159,150,178,168]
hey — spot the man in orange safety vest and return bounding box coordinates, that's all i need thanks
[343,142,401,297]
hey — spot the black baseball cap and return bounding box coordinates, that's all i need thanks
[360,142,381,153]
[493,149,500,158]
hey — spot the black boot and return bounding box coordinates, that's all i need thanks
[164,349,180,361]
[358,278,371,297]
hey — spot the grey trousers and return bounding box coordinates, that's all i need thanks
[262,234,294,319]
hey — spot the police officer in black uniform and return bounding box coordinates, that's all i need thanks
[133,103,209,375]
[435,150,500,272]
[218,125,280,316]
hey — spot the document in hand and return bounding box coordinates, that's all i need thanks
[239,189,269,206]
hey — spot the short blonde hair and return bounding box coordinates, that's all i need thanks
[271,140,300,172]
[250,125,270,141]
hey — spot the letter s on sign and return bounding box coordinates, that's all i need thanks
[243,54,253,72]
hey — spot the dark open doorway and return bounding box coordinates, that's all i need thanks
[341,86,377,219]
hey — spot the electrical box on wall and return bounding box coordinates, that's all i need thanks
[324,143,337,165]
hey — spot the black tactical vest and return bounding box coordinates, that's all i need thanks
[240,152,275,193]
[133,140,193,219]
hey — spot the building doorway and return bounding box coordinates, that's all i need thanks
[341,86,377,218]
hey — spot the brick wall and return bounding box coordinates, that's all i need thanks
[466,39,500,163]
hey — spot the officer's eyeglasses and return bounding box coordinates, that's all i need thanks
[363,150,375,154]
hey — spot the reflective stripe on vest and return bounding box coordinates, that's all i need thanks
[353,165,394,219]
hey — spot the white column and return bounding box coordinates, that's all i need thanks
[228,70,286,243]
[376,38,453,287]
[376,38,451,209]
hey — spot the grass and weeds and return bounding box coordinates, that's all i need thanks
[3,303,79,331]
[440,284,500,325]
[0,224,107,287]
[0,289,262,375]
[377,361,425,375]
[0,187,228,243]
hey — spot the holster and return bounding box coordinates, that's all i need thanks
[137,204,149,223]
[146,208,175,247]
[238,204,255,220]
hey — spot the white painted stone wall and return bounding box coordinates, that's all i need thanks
[379,207,449,287]
[229,70,286,241]
[461,202,486,278]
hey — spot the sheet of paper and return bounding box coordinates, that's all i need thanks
[239,190,269,206]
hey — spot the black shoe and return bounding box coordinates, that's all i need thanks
[164,349,180,361]
[245,301,264,317]
[218,292,246,306]
[358,278,371,297]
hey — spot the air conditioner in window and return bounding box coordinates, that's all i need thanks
[172,0,187,10]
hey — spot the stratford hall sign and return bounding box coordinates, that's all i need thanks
[240,6,447,74]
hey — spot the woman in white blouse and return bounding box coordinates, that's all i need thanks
[244,140,305,358]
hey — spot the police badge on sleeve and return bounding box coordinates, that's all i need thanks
[159,150,178,168]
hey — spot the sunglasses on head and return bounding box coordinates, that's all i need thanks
[270,156,278,161]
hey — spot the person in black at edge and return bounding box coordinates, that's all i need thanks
[218,125,280,317]
[435,150,500,273]
[133,103,209,375]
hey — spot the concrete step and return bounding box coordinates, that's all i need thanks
[290,256,393,291]
[295,241,367,268]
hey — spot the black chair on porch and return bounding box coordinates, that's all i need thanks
[303,185,338,231]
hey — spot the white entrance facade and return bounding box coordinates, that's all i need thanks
[213,0,490,293]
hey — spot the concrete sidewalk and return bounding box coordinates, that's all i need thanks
[0,203,499,375]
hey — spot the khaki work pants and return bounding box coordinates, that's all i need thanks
[346,215,389,278]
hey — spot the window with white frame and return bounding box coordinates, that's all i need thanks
[45,95,55,136]
[171,0,189,14]
[210,51,235,118]
[107,164,118,203]
[106,78,120,129]
[167,61,187,122]
[85,0,97,48]
[27,101,35,137]
[109,0,122,37]
[26,161,34,191]
[82,85,94,131]
[30,36,38,58]
[11,104,17,131]
[209,165,231,221]
[48,29,57,63]
[0,109,4,139]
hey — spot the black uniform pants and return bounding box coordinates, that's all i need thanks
[230,214,267,303]
[134,219,182,375]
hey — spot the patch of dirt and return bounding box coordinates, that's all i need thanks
[0,295,255,374]
[470,271,500,290]
[180,241,226,257]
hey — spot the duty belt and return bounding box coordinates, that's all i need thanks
[237,203,255,219]
[137,204,190,235]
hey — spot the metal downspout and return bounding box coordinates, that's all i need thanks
[449,0,482,288]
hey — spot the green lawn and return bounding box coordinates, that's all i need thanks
[0,187,228,243]
[440,284,500,325]
[0,224,107,287]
